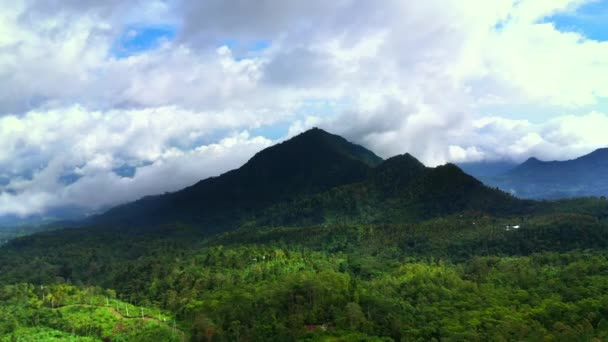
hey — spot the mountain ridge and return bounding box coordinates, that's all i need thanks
[93,128,528,231]
[467,148,608,199]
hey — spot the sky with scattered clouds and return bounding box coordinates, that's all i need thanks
[0,0,607,219]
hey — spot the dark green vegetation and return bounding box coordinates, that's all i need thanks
[4,210,608,341]
[0,224,59,246]
[2,128,608,341]
[465,148,608,199]
[96,128,382,230]
[96,129,537,231]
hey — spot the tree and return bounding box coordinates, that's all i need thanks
[192,314,217,341]
[343,302,368,330]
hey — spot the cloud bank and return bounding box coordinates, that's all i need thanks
[0,0,607,217]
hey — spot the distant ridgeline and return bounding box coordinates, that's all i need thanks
[460,148,608,199]
[91,128,538,233]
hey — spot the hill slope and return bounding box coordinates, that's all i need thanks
[254,154,532,227]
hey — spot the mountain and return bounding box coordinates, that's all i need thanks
[458,160,518,178]
[483,148,608,199]
[94,128,530,231]
[253,153,531,227]
[95,128,383,229]
[0,206,95,228]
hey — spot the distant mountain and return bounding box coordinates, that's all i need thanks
[95,128,383,229]
[482,148,608,199]
[458,160,518,178]
[0,206,96,228]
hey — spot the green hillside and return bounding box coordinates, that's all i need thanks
[0,283,183,341]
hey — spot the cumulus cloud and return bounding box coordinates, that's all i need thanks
[0,0,607,218]
[287,110,608,166]
[453,111,608,163]
[0,106,272,216]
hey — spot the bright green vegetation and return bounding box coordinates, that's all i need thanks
[2,128,608,340]
[1,327,97,342]
[0,284,182,341]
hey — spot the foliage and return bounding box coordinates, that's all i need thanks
[0,283,181,341]
[96,128,382,230]
[3,209,608,340]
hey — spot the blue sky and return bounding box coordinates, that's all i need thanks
[112,25,177,58]
[111,1,608,59]
[112,27,272,59]
[547,0,608,41]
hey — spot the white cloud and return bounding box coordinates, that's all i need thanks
[449,111,608,163]
[0,108,272,216]
[478,22,608,107]
[57,131,271,211]
[0,105,269,172]
[448,146,486,163]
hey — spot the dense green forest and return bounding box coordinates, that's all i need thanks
[2,129,608,341]
[3,205,608,341]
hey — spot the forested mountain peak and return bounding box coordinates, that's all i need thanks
[378,153,425,170]
[371,153,427,187]
[95,128,383,229]
[243,127,383,169]
[422,163,488,191]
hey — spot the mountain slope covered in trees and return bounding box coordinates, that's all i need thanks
[95,128,383,230]
[254,154,537,227]
[95,128,533,232]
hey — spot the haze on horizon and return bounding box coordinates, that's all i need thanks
[0,0,607,219]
